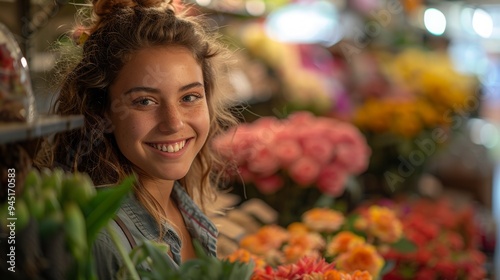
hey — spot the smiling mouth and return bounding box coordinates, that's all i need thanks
[148,140,187,153]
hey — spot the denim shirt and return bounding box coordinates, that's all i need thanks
[92,181,219,279]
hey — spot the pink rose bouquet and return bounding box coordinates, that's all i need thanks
[213,111,371,226]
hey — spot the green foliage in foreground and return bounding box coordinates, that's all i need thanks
[116,238,255,280]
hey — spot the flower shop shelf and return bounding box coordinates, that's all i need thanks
[0,114,83,144]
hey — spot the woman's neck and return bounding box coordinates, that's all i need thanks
[141,179,175,208]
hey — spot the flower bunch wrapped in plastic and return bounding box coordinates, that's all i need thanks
[213,111,371,226]
[226,206,413,280]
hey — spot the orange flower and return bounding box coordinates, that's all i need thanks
[366,206,402,243]
[351,270,373,280]
[283,232,324,263]
[302,208,345,233]
[323,270,343,280]
[326,231,366,256]
[336,244,384,277]
[225,248,266,269]
[288,222,309,234]
[323,270,372,280]
[302,272,325,280]
[353,217,368,232]
[239,225,289,255]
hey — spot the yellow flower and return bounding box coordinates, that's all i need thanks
[391,108,422,138]
[326,231,366,256]
[355,47,478,138]
[302,208,345,233]
[366,206,402,243]
[415,101,441,127]
[336,244,384,277]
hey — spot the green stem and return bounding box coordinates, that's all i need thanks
[105,224,141,280]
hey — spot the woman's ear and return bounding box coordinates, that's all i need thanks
[103,112,114,133]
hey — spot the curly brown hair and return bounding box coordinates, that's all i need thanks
[36,0,238,228]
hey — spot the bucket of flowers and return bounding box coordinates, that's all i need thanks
[226,206,415,279]
[213,111,371,226]
[362,195,489,280]
[350,48,479,196]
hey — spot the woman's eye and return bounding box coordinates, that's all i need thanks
[133,98,155,106]
[182,94,201,102]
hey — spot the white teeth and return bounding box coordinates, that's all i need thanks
[152,140,186,153]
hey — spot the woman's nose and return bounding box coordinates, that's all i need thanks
[158,104,184,132]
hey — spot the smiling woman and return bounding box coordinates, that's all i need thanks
[108,46,210,185]
[34,0,238,278]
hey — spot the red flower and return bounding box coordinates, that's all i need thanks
[434,261,458,279]
[414,268,437,280]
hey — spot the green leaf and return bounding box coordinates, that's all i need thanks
[380,260,396,276]
[223,259,255,280]
[144,241,176,275]
[83,176,135,243]
[390,237,417,253]
[126,239,255,280]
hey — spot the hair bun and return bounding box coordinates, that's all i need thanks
[92,0,173,17]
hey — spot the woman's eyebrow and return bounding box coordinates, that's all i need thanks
[123,83,203,95]
[179,82,204,92]
[123,86,161,95]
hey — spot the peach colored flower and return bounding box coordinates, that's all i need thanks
[316,164,348,197]
[326,231,366,256]
[302,208,345,233]
[213,110,370,198]
[323,270,344,280]
[326,123,371,174]
[353,217,368,232]
[283,232,325,263]
[288,111,316,126]
[323,269,372,280]
[239,225,289,255]
[288,156,321,186]
[273,138,302,167]
[253,174,284,194]
[225,248,266,269]
[336,244,384,277]
[287,222,309,234]
[366,206,402,243]
[300,133,334,164]
[247,145,280,176]
[350,270,373,280]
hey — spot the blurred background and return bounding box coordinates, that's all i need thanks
[1,0,500,278]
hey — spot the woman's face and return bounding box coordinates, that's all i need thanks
[107,46,210,183]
